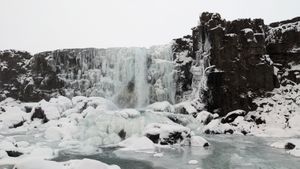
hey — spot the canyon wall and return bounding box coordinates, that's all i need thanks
[173,12,300,115]
[1,12,300,116]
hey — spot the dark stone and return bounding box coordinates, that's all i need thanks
[9,120,26,129]
[6,150,23,157]
[145,134,160,144]
[254,117,266,125]
[167,115,183,124]
[241,130,248,135]
[31,107,49,123]
[24,106,32,113]
[204,129,220,135]
[221,110,246,123]
[160,131,184,145]
[118,129,126,140]
[224,129,234,134]
[285,142,296,150]
[203,142,210,147]
[172,12,291,116]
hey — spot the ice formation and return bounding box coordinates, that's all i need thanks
[52,45,176,108]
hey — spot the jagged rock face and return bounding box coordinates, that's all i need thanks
[0,50,30,100]
[172,35,194,102]
[0,50,63,102]
[173,12,276,116]
[266,18,300,84]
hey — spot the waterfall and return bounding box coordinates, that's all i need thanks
[55,45,175,108]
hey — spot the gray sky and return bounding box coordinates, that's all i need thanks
[1,0,300,54]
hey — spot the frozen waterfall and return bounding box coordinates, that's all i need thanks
[58,45,175,108]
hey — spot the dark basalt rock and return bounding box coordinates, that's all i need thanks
[146,131,190,145]
[24,106,32,113]
[285,142,296,150]
[266,17,300,84]
[203,142,210,147]
[118,129,126,140]
[145,134,160,144]
[195,13,275,116]
[173,12,290,116]
[31,107,49,123]
[172,36,194,102]
[6,150,23,157]
[9,120,26,129]
[0,50,63,102]
[221,110,246,124]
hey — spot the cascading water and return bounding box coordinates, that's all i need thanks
[55,44,175,108]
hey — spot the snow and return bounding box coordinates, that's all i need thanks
[153,152,163,157]
[196,111,213,124]
[143,123,190,145]
[118,136,155,151]
[118,109,140,118]
[29,147,57,160]
[39,100,61,120]
[44,126,64,141]
[188,160,199,165]
[190,136,209,147]
[174,101,199,114]
[146,101,174,112]
[13,158,120,169]
[49,96,73,112]
[0,106,28,129]
[271,139,300,157]
[242,28,253,34]
[13,158,64,169]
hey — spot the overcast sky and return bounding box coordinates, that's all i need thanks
[1,0,300,53]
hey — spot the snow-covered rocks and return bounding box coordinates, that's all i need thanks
[153,152,163,157]
[146,101,175,112]
[38,100,61,120]
[13,158,120,169]
[0,106,29,129]
[118,136,155,151]
[271,139,300,157]
[49,96,73,112]
[144,123,190,145]
[188,160,198,165]
[221,110,246,124]
[174,100,204,116]
[29,147,58,160]
[196,111,214,125]
[79,108,144,145]
[190,136,209,147]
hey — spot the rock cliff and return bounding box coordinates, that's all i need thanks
[173,12,300,116]
[1,12,300,116]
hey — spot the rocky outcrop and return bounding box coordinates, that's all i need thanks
[266,18,300,84]
[0,50,63,102]
[173,12,276,116]
[172,35,194,102]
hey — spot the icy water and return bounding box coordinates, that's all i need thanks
[1,135,300,169]
[109,135,300,169]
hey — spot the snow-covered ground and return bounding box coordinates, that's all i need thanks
[0,96,208,168]
[0,86,300,168]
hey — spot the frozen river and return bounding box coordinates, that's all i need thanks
[2,135,299,169]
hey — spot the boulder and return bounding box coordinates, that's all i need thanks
[144,123,191,145]
[221,110,246,123]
